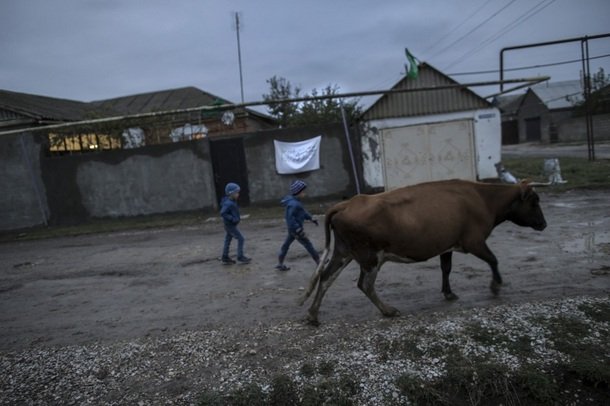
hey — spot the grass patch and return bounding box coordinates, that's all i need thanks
[502,156,610,189]
[197,372,358,406]
[317,360,336,376]
[546,315,593,354]
[515,366,561,405]
[299,362,316,378]
[578,301,610,323]
[375,333,425,361]
[397,360,521,406]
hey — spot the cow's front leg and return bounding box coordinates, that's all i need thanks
[357,265,400,317]
[440,252,458,301]
[469,243,502,295]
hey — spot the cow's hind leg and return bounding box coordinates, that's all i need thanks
[358,264,400,318]
[469,242,502,295]
[440,252,458,301]
[306,254,352,326]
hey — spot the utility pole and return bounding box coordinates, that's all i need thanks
[235,12,245,103]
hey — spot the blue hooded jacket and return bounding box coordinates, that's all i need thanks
[281,195,312,232]
[220,196,240,226]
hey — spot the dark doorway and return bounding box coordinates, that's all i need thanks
[210,138,250,206]
[549,123,558,143]
[525,118,541,142]
[501,120,519,144]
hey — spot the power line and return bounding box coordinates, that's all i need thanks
[479,0,556,50]
[423,0,494,56]
[447,53,610,76]
[445,0,557,69]
[427,0,518,61]
[0,76,550,136]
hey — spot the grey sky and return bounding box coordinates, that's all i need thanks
[1,0,609,109]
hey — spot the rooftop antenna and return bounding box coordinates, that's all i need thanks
[234,12,245,103]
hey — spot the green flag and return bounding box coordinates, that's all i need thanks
[405,48,419,79]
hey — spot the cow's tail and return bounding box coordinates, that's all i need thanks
[298,205,341,306]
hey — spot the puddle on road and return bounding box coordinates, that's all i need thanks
[548,202,579,209]
[560,231,610,255]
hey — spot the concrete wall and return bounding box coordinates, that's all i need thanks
[40,140,216,226]
[510,94,610,144]
[1,123,361,231]
[243,124,357,203]
[557,113,610,143]
[0,134,49,230]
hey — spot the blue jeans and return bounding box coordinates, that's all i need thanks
[278,231,319,264]
[223,224,244,259]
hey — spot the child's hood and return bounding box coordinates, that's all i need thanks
[220,196,234,207]
[280,195,297,207]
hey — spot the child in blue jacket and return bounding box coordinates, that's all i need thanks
[220,182,251,265]
[276,180,320,271]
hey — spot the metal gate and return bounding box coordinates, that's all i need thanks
[210,138,250,205]
[380,119,476,189]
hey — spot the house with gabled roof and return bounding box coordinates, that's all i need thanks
[519,80,583,143]
[359,62,501,191]
[89,86,275,144]
[0,89,95,131]
[0,86,276,154]
[494,79,610,144]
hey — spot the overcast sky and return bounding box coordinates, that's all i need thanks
[1,0,609,110]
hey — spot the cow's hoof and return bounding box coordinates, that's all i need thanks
[382,307,401,318]
[490,280,502,295]
[444,292,459,301]
[305,314,320,327]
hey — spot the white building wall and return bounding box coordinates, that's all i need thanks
[361,108,501,189]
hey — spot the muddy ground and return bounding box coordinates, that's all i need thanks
[1,187,609,352]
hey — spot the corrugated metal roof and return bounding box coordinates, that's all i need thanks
[90,86,274,122]
[89,86,227,115]
[530,80,583,110]
[0,89,95,122]
[362,63,492,121]
[0,87,275,129]
[493,93,525,115]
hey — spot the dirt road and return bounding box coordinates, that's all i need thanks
[1,189,609,352]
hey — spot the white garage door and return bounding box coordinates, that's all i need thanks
[381,119,476,190]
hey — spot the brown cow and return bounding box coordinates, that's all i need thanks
[299,179,547,325]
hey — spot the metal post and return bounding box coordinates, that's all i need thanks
[340,101,361,195]
[581,38,595,161]
[499,50,505,93]
[499,33,609,157]
[235,12,245,104]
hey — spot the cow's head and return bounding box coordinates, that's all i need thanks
[508,181,547,231]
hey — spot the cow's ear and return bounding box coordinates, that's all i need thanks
[520,179,533,200]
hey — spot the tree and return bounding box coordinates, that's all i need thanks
[262,76,301,127]
[574,67,610,115]
[589,67,610,92]
[263,77,363,128]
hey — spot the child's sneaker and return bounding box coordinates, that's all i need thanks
[237,256,251,264]
[275,264,290,271]
[221,257,236,265]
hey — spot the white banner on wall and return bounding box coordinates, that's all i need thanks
[273,135,322,174]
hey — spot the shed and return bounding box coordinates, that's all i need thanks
[360,63,501,191]
[492,80,609,144]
